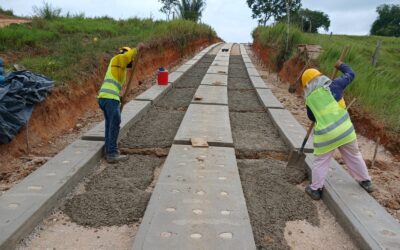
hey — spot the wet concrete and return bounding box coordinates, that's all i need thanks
[228,89,265,112]
[228,51,318,249]
[238,159,319,250]
[120,109,184,148]
[63,155,164,227]
[230,112,287,153]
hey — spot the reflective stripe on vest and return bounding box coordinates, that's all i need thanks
[306,86,356,155]
[103,78,122,91]
[97,60,124,101]
[99,88,119,96]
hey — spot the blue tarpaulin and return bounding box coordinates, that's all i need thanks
[0,70,54,144]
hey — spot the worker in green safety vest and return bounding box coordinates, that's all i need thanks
[97,45,142,163]
[302,60,373,200]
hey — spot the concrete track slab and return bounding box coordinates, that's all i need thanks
[211,61,229,66]
[207,66,229,75]
[242,58,252,63]
[200,74,228,86]
[135,84,172,103]
[174,104,233,147]
[255,89,284,109]
[176,64,194,73]
[250,76,271,89]
[246,68,260,77]
[268,109,313,152]
[185,59,198,65]
[239,45,248,56]
[82,100,151,141]
[244,62,255,68]
[304,155,400,250]
[132,145,256,250]
[169,72,184,84]
[214,56,230,62]
[0,140,103,250]
[192,85,228,106]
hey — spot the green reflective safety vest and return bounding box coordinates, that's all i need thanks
[97,62,125,102]
[306,86,356,155]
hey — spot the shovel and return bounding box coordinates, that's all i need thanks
[286,46,351,169]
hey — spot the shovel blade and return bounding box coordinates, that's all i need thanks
[287,150,306,168]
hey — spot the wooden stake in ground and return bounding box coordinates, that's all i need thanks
[25,122,30,156]
[372,137,380,168]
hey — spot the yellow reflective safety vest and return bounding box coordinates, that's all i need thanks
[306,86,356,155]
[97,48,137,101]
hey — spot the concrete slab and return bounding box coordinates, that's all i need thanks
[174,104,233,147]
[242,58,252,63]
[250,76,271,89]
[82,100,151,141]
[239,44,248,56]
[244,62,255,68]
[132,145,256,250]
[0,140,103,250]
[207,66,229,75]
[200,74,228,86]
[255,89,284,109]
[192,85,228,106]
[304,155,400,250]
[176,64,194,73]
[246,67,260,77]
[169,72,184,84]
[214,56,230,62]
[135,84,172,103]
[211,61,229,66]
[267,109,313,152]
[185,59,198,65]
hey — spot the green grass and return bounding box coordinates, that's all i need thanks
[253,24,400,134]
[0,17,217,87]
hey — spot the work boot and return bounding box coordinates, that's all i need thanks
[359,180,374,193]
[106,154,128,164]
[305,185,322,200]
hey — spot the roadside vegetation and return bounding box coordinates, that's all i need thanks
[252,23,400,135]
[0,5,217,87]
[0,7,14,16]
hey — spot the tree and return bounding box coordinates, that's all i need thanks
[370,4,400,37]
[278,8,330,33]
[175,0,206,22]
[159,0,179,20]
[32,1,62,19]
[246,0,301,26]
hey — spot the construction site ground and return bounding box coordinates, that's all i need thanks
[10,44,362,250]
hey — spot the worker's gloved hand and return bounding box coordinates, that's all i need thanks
[335,60,343,69]
[137,42,145,51]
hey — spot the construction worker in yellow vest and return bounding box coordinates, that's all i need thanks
[97,45,142,163]
[302,60,373,200]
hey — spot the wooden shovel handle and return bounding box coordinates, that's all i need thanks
[331,46,350,79]
[121,49,142,111]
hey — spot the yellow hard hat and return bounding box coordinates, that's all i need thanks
[118,46,132,54]
[302,68,322,87]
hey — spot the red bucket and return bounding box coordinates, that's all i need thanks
[157,68,168,85]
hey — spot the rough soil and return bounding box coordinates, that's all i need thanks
[228,89,265,112]
[0,38,213,193]
[238,159,319,250]
[121,109,184,148]
[0,15,31,28]
[155,88,197,110]
[63,155,164,227]
[247,44,400,221]
[227,77,253,90]
[230,112,287,153]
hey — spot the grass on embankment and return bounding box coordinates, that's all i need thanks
[253,24,400,134]
[0,17,217,86]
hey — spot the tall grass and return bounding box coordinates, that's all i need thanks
[0,17,216,87]
[253,24,400,133]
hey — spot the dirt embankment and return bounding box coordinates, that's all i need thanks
[252,42,400,159]
[0,37,217,187]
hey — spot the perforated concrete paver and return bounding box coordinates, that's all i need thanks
[192,85,228,106]
[135,84,172,103]
[255,89,284,109]
[304,155,400,250]
[132,145,256,250]
[250,76,271,89]
[82,100,151,141]
[268,109,313,152]
[174,104,233,147]
[0,140,104,250]
[207,66,229,75]
[200,74,228,86]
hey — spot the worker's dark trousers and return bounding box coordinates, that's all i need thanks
[98,98,121,158]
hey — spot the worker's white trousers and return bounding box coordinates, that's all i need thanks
[310,140,371,190]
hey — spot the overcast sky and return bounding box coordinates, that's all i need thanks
[0,0,398,42]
